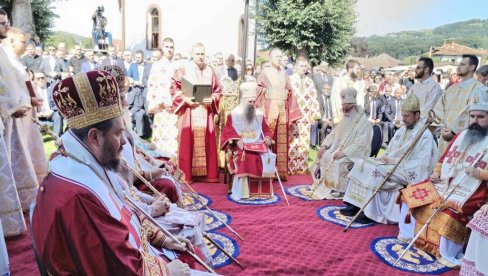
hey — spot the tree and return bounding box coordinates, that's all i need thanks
[256,0,356,65]
[350,37,368,57]
[0,0,57,42]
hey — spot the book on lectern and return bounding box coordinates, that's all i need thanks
[181,77,211,103]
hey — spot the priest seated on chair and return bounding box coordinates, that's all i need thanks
[221,82,275,200]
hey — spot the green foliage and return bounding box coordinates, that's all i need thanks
[365,19,488,60]
[0,0,57,42]
[45,31,91,50]
[31,0,58,41]
[256,0,356,66]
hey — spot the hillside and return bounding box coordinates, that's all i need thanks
[358,18,488,60]
[44,31,92,49]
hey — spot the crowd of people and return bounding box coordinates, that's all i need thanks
[2,6,488,275]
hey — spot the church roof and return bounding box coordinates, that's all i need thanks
[432,41,486,56]
[349,54,402,69]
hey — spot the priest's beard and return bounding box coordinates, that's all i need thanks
[99,139,123,171]
[459,123,488,150]
[335,109,357,142]
[349,72,358,81]
[244,104,256,125]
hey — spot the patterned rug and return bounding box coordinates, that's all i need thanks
[205,232,240,269]
[226,194,281,206]
[201,210,231,232]
[370,237,451,274]
[182,193,212,211]
[286,184,323,201]
[316,205,376,229]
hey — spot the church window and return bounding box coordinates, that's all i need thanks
[147,7,161,49]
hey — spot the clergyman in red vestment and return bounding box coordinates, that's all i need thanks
[32,70,196,276]
[170,42,222,183]
[221,82,275,200]
[256,48,302,181]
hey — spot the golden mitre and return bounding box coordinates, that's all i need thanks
[340,87,357,104]
[52,70,123,129]
[401,94,420,112]
[469,87,488,112]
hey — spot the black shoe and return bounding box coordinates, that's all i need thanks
[339,205,360,216]
[355,212,373,224]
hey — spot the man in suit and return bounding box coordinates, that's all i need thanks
[310,61,334,147]
[379,85,393,106]
[127,50,151,137]
[100,45,124,67]
[224,54,238,81]
[80,51,99,73]
[39,46,68,83]
[123,50,132,73]
[311,83,334,148]
[364,85,383,124]
[381,85,398,145]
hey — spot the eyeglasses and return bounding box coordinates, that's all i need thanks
[0,21,9,27]
[49,48,56,51]
[246,68,253,71]
[35,77,46,80]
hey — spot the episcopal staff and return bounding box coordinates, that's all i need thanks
[343,94,438,225]
[32,70,197,275]
[309,87,372,200]
[403,88,488,268]
[221,82,274,200]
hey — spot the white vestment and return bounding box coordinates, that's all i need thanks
[147,57,179,157]
[6,49,48,185]
[407,77,442,118]
[346,118,438,224]
[0,218,9,275]
[330,76,365,123]
[0,47,39,211]
[461,213,488,275]
[310,107,372,199]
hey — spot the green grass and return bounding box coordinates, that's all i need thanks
[43,135,57,159]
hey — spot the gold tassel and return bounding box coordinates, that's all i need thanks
[241,150,246,162]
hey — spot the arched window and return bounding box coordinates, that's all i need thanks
[147,7,161,49]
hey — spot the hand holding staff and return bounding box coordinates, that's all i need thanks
[124,195,216,274]
[393,145,488,267]
[343,110,441,232]
[308,112,363,200]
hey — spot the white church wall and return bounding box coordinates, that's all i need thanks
[124,0,256,62]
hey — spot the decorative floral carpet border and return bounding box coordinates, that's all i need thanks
[205,231,240,269]
[226,194,281,206]
[370,237,451,274]
[182,193,212,211]
[286,184,323,201]
[316,205,376,229]
[201,210,231,232]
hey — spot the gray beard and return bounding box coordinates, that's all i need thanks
[245,104,256,124]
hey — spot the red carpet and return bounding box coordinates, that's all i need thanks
[6,174,459,275]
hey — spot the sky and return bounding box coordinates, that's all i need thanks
[51,0,488,39]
